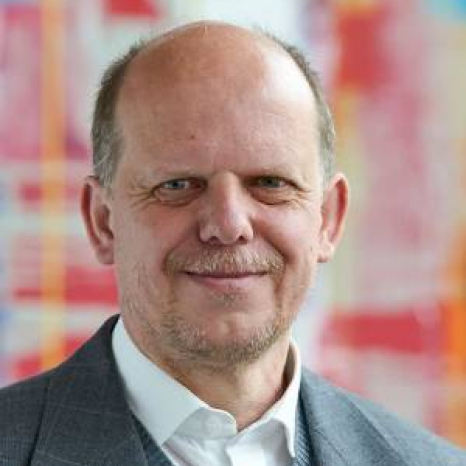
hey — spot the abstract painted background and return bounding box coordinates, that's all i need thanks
[1,0,465,446]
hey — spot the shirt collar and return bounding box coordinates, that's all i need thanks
[112,318,205,444]
[112,317,301,455]
[262,340,301,456]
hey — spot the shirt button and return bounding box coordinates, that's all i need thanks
[204,416,223,437]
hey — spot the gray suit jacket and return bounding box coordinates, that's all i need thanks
[1,315,465,465]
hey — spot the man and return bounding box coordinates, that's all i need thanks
[0,21,464,466]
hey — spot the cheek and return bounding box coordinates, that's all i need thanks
[113,205,184,262]
[261,207,322,264]
[261,208,322,305]
[112,214,160,286]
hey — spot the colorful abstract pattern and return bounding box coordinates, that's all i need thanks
[302,0,466,445]
[0,0,465,446]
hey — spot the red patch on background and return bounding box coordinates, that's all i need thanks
[321,305,444,354]
[104,0,162,18]
[336,5,393,91]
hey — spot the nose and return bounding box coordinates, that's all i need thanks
[198,174,254,245]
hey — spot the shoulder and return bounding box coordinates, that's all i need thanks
[0,369,54,465]
[300,369,466,465]
[0,315,119,465]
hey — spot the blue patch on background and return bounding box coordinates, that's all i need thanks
[0,182,7,215]
[428,0,466,18]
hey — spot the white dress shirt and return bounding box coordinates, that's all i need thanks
[112,318,301,466]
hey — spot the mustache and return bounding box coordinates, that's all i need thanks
[165,248,284,275]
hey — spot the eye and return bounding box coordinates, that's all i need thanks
[249,176,297,204]
[160,179,194,190]
[254,176,288,189]
[152,177,205,204]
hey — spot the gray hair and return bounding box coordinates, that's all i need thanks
[91,31,336,188]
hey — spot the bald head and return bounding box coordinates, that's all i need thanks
[123,22,291,101]
[91,21,335,187]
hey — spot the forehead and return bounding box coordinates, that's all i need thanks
[117,24,317,122]
[115,25,320,179]
[121,25,286,97]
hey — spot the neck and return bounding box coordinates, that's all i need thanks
[166,336,292,430]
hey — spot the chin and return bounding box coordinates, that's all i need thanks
[162,309,291,368]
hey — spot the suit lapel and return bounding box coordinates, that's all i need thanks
[293,389,348,466]
[296,370,406,466]
[29,316,150,466]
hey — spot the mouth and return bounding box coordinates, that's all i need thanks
[183,271,266,291]
[185,271,266,278]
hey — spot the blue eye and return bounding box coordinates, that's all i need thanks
[160,179,192,190]
[255,176,287,188]
[249,176,297,205]
[153,177,205,205]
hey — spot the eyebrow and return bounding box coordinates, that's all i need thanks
[131,161,311,187]
[131,166,200,186]
[246,163,301,178]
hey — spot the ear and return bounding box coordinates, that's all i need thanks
[318,173,349,263]
[81,175,115,265]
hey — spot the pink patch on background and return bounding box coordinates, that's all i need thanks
[0,5,41,161]
[65,266,117,305]
[15,178,82,212]
[10,236,117,306]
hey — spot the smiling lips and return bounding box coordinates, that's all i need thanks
[185,271,266,278]
[184,270,266,290]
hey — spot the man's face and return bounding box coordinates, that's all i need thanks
[84,28,347,370]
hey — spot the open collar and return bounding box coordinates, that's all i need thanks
[113,317,301,457]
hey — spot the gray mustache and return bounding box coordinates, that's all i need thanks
[165,249,284,275]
